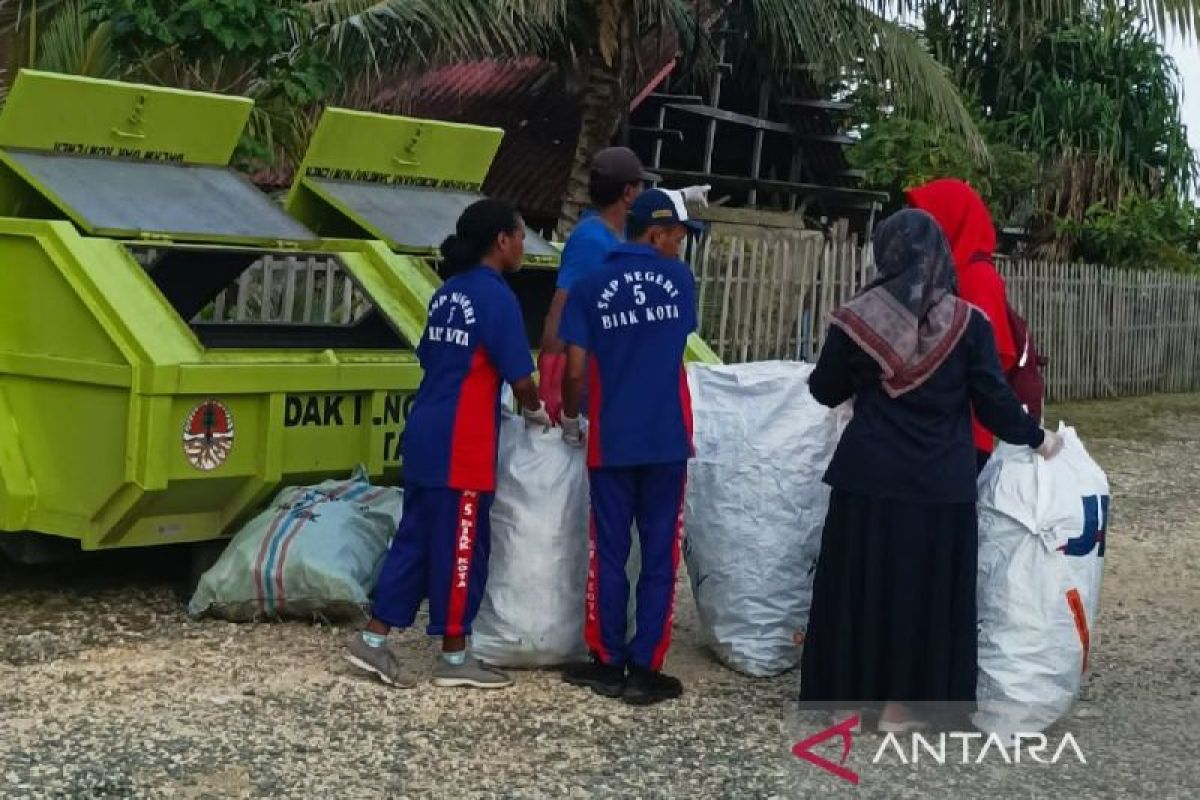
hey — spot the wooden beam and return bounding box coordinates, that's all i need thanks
[666,104,794,134]
[653,167,888,205]
[630,59,676,110]
[629,126,684,142]
[780,98,854,112]
[646,92,704,104]
[795,131,857,146]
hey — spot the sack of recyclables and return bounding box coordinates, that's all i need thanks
[189,467,402,622]
[472,412,591,666]
[683,361,844,677]
[974,425,1109,737]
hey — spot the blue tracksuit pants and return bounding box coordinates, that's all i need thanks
[586,462,688,670]
[372,486,493,637]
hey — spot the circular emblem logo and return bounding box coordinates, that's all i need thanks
[182,399,234,471]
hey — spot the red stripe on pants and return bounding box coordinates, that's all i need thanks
[584,506,611,664]
[444,490,479,637]
[649,472,688,671]
[586,355,603,468]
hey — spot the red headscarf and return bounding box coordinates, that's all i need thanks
[906,179,996,276]
[907,179,1017,452]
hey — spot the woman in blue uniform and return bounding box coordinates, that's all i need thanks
[345,199,551,689]
[800,209,1061,730]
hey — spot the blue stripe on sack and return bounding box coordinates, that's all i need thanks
[261,488,324,614]
[268,482,375,609]
[261,481,374,613]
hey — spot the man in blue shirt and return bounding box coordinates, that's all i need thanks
[557,188,701,705]
[538,147,707,420]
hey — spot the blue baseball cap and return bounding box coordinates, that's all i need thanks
[629,188,706,234]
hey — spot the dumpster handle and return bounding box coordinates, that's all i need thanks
[392,155,420,167]
[112,127,147,140]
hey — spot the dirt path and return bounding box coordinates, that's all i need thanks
[2,395,1198,798]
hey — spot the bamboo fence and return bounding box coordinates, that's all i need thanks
[687,228,1200,402]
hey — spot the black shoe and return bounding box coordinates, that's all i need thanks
[562,660,625,698]
[622,665,683,706]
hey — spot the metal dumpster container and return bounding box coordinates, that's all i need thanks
[284,107,720,363]
[0,71,439,554]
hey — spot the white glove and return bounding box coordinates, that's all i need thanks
[1035,428,1063,460]
[522,401,552,432]
[561,413,585,448]
[679,184,711,207]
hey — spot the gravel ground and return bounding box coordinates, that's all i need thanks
[2,395,1199,799]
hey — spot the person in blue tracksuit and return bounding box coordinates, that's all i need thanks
[345,199,551,690]
[557,188,701,705]
[538,147,709,421]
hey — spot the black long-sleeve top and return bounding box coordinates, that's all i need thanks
[809,308,1044,504]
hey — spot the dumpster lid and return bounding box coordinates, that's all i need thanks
[0,70,316,244]
[287,108,556,264]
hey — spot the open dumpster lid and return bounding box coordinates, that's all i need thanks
[0,71,317,245]
[286,108,557,265]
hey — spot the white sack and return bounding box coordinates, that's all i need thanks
[473,413,591,666]
[975,425,1109,736]
[683,361,843,677]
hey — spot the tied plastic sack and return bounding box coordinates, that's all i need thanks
[189,468,403,622]
[974,425,1109,737]
[684,361,844,676]
[472,412,590,666]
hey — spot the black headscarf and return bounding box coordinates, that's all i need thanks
[830,209,971,397]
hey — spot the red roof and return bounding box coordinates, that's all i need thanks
[255,44,677,223]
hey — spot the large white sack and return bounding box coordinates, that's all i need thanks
[974,425,1109,737]
[189,468,403,622]
[684,361,844,677]
[473,413,591,666]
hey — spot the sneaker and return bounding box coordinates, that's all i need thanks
[344,632,415,688]
[622,665,683,706]
[432,654,513,689]
[562,660,626,698]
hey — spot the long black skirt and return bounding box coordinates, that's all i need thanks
[799,489,978,703]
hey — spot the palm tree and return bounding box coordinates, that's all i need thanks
[920,0,1199,253]
[308,1,988,230]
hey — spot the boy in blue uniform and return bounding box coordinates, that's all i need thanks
[538,147,708,420]
[346,199,551,689]
[557,189,701,705]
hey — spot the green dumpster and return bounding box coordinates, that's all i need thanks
[284,107,720,363]
[0,71,438,553]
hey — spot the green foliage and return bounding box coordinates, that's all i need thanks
[1063,193,1200,271]
[33,0,118,78]
[92,0,302,62]
[848,114,1038,221]
[849,1,1200,268]
[78,0,339,165]
[1002,4,1195,199]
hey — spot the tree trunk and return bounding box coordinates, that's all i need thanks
[556,61,623,237]
[556,1,637,238]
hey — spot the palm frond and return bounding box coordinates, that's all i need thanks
[32,0,116,78]
[302,0,562,76]
[723,1,984,153]
[0,0,66,32]
[875,1,1200,39]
